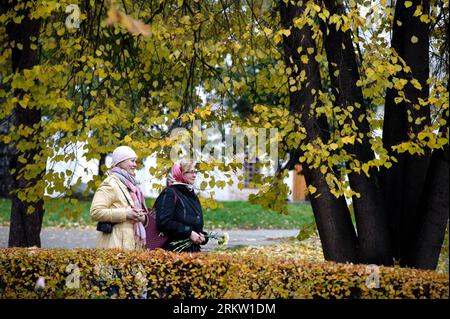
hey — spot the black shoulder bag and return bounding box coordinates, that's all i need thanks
[96,183,133,234]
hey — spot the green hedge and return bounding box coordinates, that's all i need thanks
[0,248,447,299]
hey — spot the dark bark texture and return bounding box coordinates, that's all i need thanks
[380,0,436,267]
[3,0,45,247]
[280,0,358,263]
[280,0,447,269]
[409,143,449,269]
[0,118,15,198]
[321,0,392,265]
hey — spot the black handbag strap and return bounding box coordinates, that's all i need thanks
[153,186,180,208]
[169,187,186,216]
[170,187,180,206]
[117,182,134,207]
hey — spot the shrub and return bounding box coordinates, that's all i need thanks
[0,248,447,299]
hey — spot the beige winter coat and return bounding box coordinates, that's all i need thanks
[90,175,143,251]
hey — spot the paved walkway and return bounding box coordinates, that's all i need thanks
[0,226,299,251]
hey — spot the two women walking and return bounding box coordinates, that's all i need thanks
[90,146,207,252]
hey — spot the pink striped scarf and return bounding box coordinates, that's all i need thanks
[110,167,146,249]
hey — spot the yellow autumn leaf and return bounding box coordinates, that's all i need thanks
[365,67,375,79]
[342,135,355,144]
[410,79,422,90]
[394,97,403,104]
[263,27,272,36]
[18,95,30,108]
[106,3,151,37]
[308,185,317,194]
[420,14,430,23]
[362,164,370,176]
[13,15,24,24]
[301,55,308,64]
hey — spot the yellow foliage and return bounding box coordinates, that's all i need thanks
[0,0,447,208]
[0,247,447,299]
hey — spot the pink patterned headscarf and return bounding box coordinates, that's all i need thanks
[168,162,188,185]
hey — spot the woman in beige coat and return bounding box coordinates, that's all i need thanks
[90,146,148,250]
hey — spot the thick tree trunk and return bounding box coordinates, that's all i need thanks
[303,167,358,263]
[380,0,432,266]
[0,118,14,198]
[4,0,44,247]
[280,0,358,263]
[409,143,449,269]
[322,0,392,265]
[0,2,15,199]
[9,102,44,247]
[408,4,450,269]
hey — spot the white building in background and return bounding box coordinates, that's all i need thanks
[47,144,309,202]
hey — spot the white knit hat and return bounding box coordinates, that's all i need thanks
[111,146,138,167]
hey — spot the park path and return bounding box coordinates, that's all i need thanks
[0,226,299,251]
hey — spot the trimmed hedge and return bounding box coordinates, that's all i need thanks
[0,248,447,299]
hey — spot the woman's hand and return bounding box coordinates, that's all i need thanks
[126,207,145,222]
[136,211,146,224]
[190,231,205,244]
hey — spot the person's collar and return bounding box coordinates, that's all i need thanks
[170,182,195,191]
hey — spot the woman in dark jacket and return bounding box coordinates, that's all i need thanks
[155,161,208,252]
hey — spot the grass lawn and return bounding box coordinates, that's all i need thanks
[0,197,314,230]
[203,201,314,229]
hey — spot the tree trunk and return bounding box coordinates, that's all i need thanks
[98,152,106,177]
[409,143,449,269]
[0,118,14,198]
[380,0,432,266]
[280,0,358,263]
[4,0,44,247]
[0,2,15,199]
[321,0,392,265]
